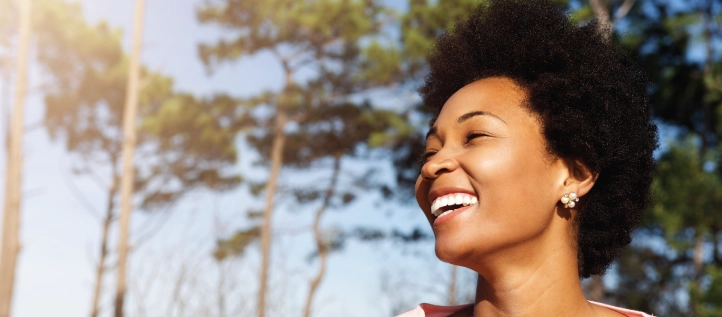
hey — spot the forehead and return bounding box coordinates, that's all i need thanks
[434,77,530,125]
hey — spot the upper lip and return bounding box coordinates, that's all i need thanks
[427,186,477,206]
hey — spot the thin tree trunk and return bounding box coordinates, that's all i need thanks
[693,235,705,278]
[217,261,226,317]
[257,105,287,317]
[613,0,636,21]
[589,0,613,40]
[448,265,458,305]
[691,235,705,316]
[257,63,292,317]
[302,154,341,317]
[0,0,30,315]
[90,176,119,317]
[114,1,146,316]
[700,0,714,155]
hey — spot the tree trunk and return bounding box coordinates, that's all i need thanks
[713,228,720,266]
[217,260,226,317]
[693,235,705,278]
[448,265,457,305]
[589,0,613,40]
[0,0,30,315]
[257,61,293,317]
[114,1,146,316]
[302,154,341,317]
[90,176,119,317]
[691,235,705,316]
[257,101,288,317]
[700,0,714,155]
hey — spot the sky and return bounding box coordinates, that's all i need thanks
[2,1,454,317]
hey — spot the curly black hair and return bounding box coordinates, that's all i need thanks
[419,0,658,278]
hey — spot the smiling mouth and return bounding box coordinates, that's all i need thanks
[430,193,478,218]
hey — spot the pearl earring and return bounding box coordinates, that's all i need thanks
[561,192,579,208]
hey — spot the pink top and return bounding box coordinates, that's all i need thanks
[395,301,655,317]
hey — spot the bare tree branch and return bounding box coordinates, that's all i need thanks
[589,0,613,40]
[302,154,341,317]
[613,0,637,22]
[59,161,101,221]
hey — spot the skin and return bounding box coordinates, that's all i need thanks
[414,77,622,317]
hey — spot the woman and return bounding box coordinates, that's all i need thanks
[398,0,658,316]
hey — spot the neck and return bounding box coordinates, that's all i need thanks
[467,215,596,317]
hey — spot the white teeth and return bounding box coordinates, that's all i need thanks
[430,194,479,217]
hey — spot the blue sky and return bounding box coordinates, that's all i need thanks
[3,1,453,316]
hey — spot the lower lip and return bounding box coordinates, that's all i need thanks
[433,205,473,227]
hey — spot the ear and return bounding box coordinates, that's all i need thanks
[559,158,598,199]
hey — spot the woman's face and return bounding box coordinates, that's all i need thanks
[415,77,569,270]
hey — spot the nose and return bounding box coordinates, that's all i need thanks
[420,151,460,179]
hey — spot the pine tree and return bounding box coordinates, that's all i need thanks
[196,0,413,315]
[32,2,242,316]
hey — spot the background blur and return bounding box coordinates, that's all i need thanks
[0,0,720,316]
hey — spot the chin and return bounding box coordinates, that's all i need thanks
[434,237,476,266]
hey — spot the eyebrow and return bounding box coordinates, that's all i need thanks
[425,110,507,140]
[457,111,507,125]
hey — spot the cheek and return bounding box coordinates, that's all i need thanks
[464,141,557,234]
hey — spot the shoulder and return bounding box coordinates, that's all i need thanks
[589,301,656,317]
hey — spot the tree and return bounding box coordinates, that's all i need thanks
[579,0,722,315]
[0,0,30,316]
[612,137,722,315]
[114,0,146,315]
[0,0,18,135]
[32,2,241,316]
[196,1,416,316]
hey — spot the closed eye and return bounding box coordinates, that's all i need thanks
[466,132,490,143]
[419,150,437,164]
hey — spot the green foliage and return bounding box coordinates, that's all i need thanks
[213,226,261,261]
[602,1,722,314]
[650,137,722,237]
[35,0,241,211]
[360,40,403,85]
[197,0,385,70]
[610,136,722,315]
[620,0,722,140]
[700,265,722,317]
[402,0,487,61]
[199,0,419,259]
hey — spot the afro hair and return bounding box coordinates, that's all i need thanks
[419,0,658,278]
